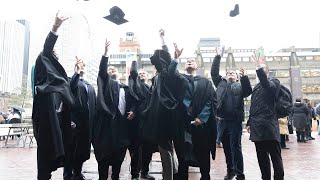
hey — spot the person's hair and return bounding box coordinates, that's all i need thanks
[296,98,301,102]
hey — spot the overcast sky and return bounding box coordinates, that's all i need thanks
[0,0,320,59]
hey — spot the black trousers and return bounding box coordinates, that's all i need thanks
[128,137,141,178]
[177,127,211,180]
[97,148,127,180]
[280,135,286,148]
[220,120,245,178]
[140,143,155,175]
[37,146,52,180]
[296,131,305,142]
[254,141,284,180]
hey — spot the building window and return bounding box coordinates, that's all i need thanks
[282,57,289,61]
[274,57,281,61]
[306,56,314,60]
[314,56,320,61]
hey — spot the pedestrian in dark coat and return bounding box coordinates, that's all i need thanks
[211,48,252,180]
[246,57,284,180]
[292,99,309,142]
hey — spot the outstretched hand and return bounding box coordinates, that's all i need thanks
[53,11,69,28]
[104,39,110,56]
[252,50,262,67]
[215,46,225,57]
[159,29,165,37]
[173,43,183,59]
[74,56,84,74]
[239,67,246,77]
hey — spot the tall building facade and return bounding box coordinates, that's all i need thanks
[0,20,25,94]
[17,19,30,89]
[53,13,93,77]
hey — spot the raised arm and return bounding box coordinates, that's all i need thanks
[43,11,69,56]
[70,56,84,91]
[98,39,111,80]
[256,68,279,94]
[130,60,138,79]
[253,52,279,94]
[211,55,223,87]
[159,29,169,52]
[239,67,252,98]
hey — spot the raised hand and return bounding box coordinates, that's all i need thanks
[53,11,69,29]
[215,46,225,57]
[173,43,183,59]
[74,56,84,74]
[104,39,110,56]
[159,29,165,37]
[252,50,261,68]
[239,67,246,77]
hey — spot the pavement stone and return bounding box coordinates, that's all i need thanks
[0,133,319,180]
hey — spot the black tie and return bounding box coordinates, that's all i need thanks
[187,75,194,94]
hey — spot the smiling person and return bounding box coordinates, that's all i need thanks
[92,39,138,180]
[172,43,217,180]
[211,48,252,180]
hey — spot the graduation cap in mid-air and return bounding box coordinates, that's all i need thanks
[103,6,128,25]
[229,4,240,17]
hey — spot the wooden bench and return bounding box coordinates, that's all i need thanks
[0,123,33,147]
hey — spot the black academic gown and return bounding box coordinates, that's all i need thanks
[93,56,136,162]
[140,58,186,150]
[32,32,75,175]
[69,73,96,164]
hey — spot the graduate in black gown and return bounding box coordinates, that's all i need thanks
[128,59,156,180]
[172,43,217,180]
[92,39,137,180]
[32,12,75,180]
[63,57,96,180]
[140,30,186,180]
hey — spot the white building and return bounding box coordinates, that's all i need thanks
[53,12,93,78]
[0,20,25,94]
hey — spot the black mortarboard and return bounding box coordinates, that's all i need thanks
[103,6,128,25]
[229,4,240,17]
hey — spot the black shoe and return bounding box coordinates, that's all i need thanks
[72,173,91,180]
[236,176,246,180]
[309,137,315,140]
[224,172,235,180]
[281,147,290,149]
[141,174,155,180]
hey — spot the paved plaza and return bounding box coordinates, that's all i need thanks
[0,133,319,180]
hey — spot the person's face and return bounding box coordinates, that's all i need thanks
[107,66,119,79]
[226,70,237,82]
[138,70,148,81]
[185,58,197,72]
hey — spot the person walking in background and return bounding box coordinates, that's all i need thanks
[279,117,289,149]
[292,98,309,143]
[304,99,316,140]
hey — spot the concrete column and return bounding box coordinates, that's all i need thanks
[289,46,303,100]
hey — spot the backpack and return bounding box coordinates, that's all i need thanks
[276,85,293,118]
